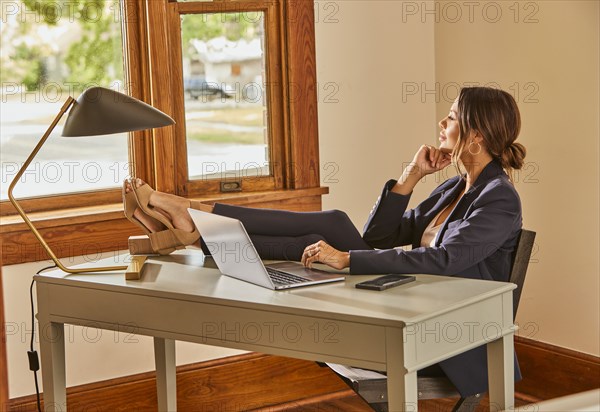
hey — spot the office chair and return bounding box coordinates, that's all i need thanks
[327,229,537,412]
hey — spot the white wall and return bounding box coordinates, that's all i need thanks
[316,0,439,223]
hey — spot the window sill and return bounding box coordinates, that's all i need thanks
[0,187,329,265]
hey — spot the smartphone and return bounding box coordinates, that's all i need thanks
[355,274,416,291]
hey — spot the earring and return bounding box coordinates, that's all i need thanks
[468,141,482,155]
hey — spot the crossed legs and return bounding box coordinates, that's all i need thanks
[124,179,371,260]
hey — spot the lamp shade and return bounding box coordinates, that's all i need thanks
[62,87,174,137]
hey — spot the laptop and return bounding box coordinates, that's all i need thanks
[187,208,346,290]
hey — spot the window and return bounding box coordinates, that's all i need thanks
[0,0,128,204]
[179,11,271,184]
[167,1,286,196]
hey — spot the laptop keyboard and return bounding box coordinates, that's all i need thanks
[266,267,311,286]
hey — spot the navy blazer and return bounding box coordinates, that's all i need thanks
[349,158,523,397]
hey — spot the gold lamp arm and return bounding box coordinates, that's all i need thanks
[7,97,127,274]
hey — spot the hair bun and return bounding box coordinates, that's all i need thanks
[501,142,526,170]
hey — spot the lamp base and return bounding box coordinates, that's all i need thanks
[125,255,148,280]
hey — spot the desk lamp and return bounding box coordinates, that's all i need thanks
[8,87,174,274]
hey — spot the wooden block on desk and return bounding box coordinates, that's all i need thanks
[128,235,153,255]
[126,255,147,280]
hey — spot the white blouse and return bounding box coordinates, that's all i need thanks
[420,209,444,248]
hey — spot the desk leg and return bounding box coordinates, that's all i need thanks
[38,321,66,412]
[154,338,176,412]
[386,328,418,412]
[487,333,515,412]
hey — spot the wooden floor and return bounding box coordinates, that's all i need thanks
[420,394,530,412]
[254,391,532,412]
[5,351,559,412]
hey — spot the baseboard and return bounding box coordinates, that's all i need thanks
[6,337,599,411]
[5,353,371,412]
[514,336,600,402]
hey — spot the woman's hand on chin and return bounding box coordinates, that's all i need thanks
[412,144,452,177]
[392,144,452,195]
[301,240,350,270]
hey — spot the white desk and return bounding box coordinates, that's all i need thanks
[36,251,516,412]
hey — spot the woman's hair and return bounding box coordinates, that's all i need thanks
[452,87,526,181]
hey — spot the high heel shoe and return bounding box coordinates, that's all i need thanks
[123,180,176,255]
[130,178,211,217]
[122,180,200,255]
[128,181,173,228]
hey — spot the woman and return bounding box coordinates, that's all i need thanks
[124,86,526,397]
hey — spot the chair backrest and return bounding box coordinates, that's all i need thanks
[509,229,536,319]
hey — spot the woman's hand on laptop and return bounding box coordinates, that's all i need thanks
[302,240,350,270]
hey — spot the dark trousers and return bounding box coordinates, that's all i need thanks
[206,203,373,261]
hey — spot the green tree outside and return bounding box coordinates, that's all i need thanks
[2,0,123,91]
[1,3,262,91]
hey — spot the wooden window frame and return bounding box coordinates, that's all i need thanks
[0,0,323,267]
[167,0,286,196]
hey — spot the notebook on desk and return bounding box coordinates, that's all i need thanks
[188,208,345,290]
